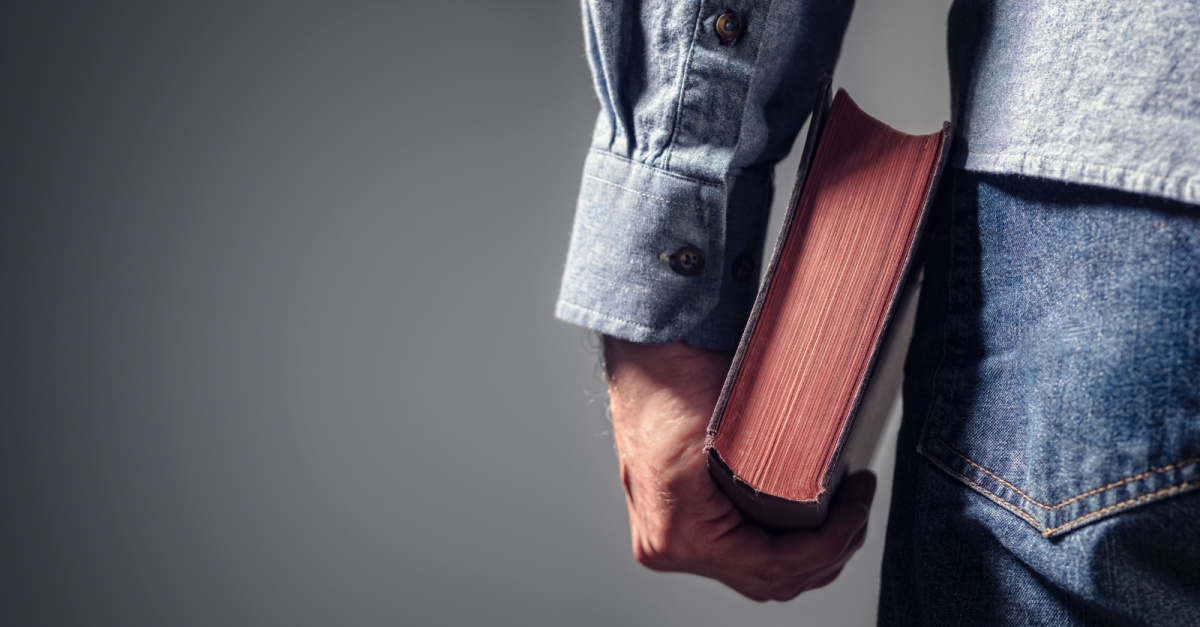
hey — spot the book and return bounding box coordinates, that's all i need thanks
[705,78,952,529]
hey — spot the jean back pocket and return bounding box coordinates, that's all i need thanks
[913,172,1200,538]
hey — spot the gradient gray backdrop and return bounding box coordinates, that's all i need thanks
[1,1,950,625]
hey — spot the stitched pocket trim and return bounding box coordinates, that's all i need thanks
[920,434,1200,537]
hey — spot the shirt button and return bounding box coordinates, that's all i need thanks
[731,252,755,283]
[715,11,742,46]
[665,245,705,276]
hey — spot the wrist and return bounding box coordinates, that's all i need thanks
[602,336,732,397]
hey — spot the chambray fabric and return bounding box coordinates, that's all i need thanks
[556,0,1200,351]
[879,170,1200,626]
[948,1,1200,204]
[558,0,855,350]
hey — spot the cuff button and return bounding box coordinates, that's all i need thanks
[715,11,742,46]
[664,245,705,277]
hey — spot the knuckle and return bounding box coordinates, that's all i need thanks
[632,543,660,569]
[633,530,680,570]
[755,563,791,587]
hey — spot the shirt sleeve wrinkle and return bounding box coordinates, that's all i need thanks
[558,0,855,351]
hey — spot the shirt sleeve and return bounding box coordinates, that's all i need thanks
[556,0,856,351]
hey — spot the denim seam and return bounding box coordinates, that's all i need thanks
[556,300,660,333]
[916,172,959,455]
[939,441,1200,512]
[928,456,1199,538]
[927,392,1200,539]
[582,174,707,212]
[928,456,1046,531]
[1042,482,1196,536]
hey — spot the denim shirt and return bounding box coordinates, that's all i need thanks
[556,0,1200,351]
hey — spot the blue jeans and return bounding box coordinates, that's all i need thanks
[878,170,1200,625]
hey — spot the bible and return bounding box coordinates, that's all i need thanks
[705,79,953,529]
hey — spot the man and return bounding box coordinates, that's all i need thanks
[557,1,1200,623]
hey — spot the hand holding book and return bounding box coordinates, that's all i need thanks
[603,336,877,601]
[600,82,948,598]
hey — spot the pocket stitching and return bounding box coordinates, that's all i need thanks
[939,438,1200,511]
[924,452,1046,530]
[929,444,1198,537]
[1042,482,1195,536]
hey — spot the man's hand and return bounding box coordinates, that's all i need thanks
[603,336,876,602]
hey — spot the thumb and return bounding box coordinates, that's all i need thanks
[835,469,878,509]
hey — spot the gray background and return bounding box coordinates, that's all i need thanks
[0,1,949,625]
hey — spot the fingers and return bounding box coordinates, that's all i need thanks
[633,502,873,602]
[761,515,871,600]
[642,473,876,602]
[773,502,868,566]
[734,473,874,599]
[690,501,872,601]
[807,469,877,563]
[818,502,871,563]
